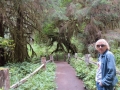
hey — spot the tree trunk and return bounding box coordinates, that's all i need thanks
[0,68,10,90]
[13,6,29,62]
[0,14,5,66]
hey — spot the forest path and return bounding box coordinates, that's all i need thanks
[55,61,85,90]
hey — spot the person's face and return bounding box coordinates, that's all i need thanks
[96,42,107,54]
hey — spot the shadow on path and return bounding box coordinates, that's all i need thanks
[55,61,85,90]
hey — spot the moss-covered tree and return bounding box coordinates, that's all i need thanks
[0,0,44,64]
[0,13,5,66]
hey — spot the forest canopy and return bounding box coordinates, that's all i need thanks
[0,0,120,65]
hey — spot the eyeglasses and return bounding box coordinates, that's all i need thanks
[97,44,106,48]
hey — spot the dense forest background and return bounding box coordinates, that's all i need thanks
[0,0,120,66]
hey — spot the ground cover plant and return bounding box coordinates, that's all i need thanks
[5,62,56,90]
[70,56,120,90]
[70,58,96,90]
[112,48,120,90]
[112,48,120,70]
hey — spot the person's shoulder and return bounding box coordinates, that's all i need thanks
[106,50,112,54]
[106,50,114,56]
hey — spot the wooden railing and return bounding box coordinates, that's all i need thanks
[0,56,54,90]
[10,57,54,89]
[82,54,120,76]
[10,64,45,89]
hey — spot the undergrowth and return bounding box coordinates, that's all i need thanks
[70,57,120,90]
[5,62,56,90]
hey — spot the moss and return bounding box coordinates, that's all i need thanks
[0,67,5,70]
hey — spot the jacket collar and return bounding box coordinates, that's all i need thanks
[98,49,108,57]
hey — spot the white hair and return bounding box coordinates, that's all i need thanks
[95,39,110,50]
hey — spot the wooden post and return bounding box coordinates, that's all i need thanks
[74,53,78,59]
[10,64,44,89]
[68,53,70,64]
[55,54,58,61]
[64,53,67,61]
[41,57,46,70]
[85,54,91,65]
[50,54,54,62]
[0,68,10,90]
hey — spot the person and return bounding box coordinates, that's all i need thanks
[95,39,118,90]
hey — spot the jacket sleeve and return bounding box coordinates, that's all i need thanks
[101,52,116,86]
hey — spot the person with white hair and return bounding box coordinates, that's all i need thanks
[95,39,118,90]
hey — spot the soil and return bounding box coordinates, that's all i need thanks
[55,61,85,90]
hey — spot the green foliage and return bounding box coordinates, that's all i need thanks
[6,62,39,85]
[34,31,47,44]
[0,87,3,90]
[92,0,101,7]
[112,48,120,69]
[70,58,97,90]
[16,63,56,90]
[70,53,120,90]
[28,43,57,61]
[28,43,46,58]
[79,22,86,33]
[100,0,109,4]
[45,0,68,20]
[6,62,56,90]
[60,0,72,7]
[88,43,97,58]
[71,37,84,53]
[42,22,58,36]
[0,37,15,61]
[83,65,96,90]
[116,75,120,89]
[0,37,14,49]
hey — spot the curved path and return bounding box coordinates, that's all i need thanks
[55,61,85,90]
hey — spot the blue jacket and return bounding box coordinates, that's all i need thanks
[98,50,118,89]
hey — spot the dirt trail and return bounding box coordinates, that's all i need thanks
[55,61,85,90]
